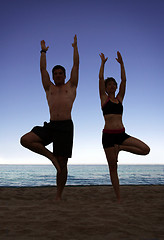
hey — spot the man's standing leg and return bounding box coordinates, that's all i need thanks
[55,156,68,200]
[53,120,73,200]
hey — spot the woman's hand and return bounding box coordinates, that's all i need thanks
[116,51,123,64]
[99,53,108,63]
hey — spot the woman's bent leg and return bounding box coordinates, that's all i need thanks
[120,137,150,155]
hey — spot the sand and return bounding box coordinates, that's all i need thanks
[0,185,164,240]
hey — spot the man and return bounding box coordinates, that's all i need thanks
[20,35,79,200]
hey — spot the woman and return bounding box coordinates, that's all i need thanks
[99,52,150,202]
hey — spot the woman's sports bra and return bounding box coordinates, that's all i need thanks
[102,98,123,116]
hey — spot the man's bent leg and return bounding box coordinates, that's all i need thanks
[20,132,61,173]
[55,156,68,200]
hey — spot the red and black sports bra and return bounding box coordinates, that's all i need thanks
[102,98,123,116]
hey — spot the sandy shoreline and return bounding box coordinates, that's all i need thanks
[0,185,164,240]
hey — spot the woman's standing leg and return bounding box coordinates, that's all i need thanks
[104,147,120,202]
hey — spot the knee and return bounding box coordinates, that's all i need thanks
[57,157,68,170]
[108,159,117,172]
[143,145,150,155]
[20,135,29,147]
[20,136,25,146]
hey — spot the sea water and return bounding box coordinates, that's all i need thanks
[0,164,163,187]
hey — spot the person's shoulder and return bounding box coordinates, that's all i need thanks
[49,81,55,89]
[101,94,109,107]
[116,95,123,103]
[66,79,77,89]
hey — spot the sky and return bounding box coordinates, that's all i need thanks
[0,0,164,165]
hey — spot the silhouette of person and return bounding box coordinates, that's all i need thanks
[99,52,150,202]
[21,35,79,200]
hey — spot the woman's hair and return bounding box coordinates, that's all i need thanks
[104,77,118,88]
[52,65,66,78]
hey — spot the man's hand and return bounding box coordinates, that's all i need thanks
[41,40,49,52]
[70,34,79,87]
[99,53,108,64]
[72,35,77,48]
[116,51,123,64]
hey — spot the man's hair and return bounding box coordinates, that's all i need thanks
[104,77,118,88]
[52,65,66,78]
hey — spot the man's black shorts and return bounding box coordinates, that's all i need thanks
[31,119,73,158]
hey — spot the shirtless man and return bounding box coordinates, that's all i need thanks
[20,35,79,200]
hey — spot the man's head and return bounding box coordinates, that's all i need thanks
[52,65,66,86]
[104,77,118,94]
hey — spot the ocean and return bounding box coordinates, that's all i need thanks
[0,165,164,187]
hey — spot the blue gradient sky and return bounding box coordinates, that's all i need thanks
[0,0,164,165]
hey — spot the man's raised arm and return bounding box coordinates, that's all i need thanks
[40,40,51,92]
[70,35,79,87]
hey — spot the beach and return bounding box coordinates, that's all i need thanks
[0,185,164,240]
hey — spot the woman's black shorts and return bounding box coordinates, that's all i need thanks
[102,128,130,149]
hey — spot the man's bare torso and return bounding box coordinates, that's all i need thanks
[46,81,76,121]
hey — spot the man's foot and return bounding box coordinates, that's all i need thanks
[55,192,62,201]
[117,197,121,204]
